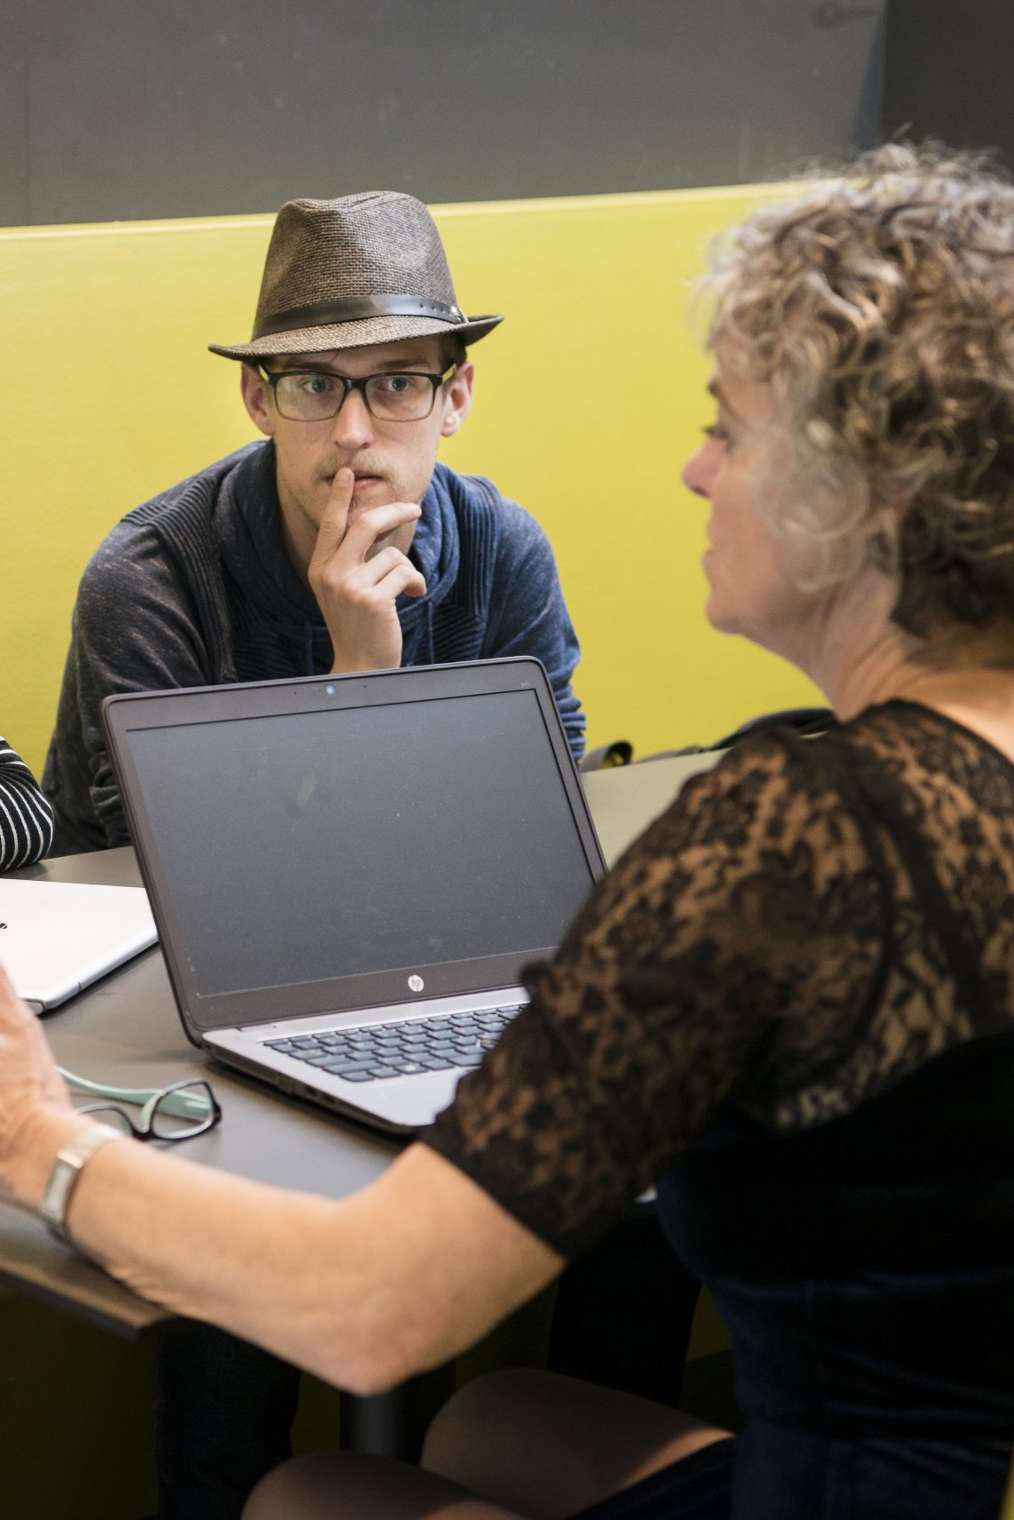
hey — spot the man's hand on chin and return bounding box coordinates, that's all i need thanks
[308,467,427,674]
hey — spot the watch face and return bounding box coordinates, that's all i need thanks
[39,1159,75,1237]
[39,1125,123,1241]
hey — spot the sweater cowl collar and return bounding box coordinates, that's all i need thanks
[218,442,319,630]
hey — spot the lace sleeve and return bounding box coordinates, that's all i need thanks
[423,733,888,1257]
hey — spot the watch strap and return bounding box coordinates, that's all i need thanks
[39,1123,125,1245]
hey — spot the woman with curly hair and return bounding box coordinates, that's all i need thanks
[1,144,1013,1520]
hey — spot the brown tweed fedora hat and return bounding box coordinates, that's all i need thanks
[209,191,503,361]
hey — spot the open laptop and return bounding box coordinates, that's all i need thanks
[0,877,157,1013]
[103,657,606,1133]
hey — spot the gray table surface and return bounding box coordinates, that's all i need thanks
[0,752,719,1336]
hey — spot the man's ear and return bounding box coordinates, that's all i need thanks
[240,363,275,437]
[440,361,475,439]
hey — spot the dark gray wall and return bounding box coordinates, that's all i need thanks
[2,0,885,227]
[883,0,1014,170]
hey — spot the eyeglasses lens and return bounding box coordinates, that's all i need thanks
[273,372,436,422]
[149,1081,218,1140]
[76,1104,134,1135]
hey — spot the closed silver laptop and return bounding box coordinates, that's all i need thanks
[0,877,157,1013]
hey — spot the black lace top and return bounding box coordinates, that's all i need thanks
[424,702,1014,1257]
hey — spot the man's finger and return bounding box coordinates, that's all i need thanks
[339,562,428,612]
[341,547,428,600]
[379,561,427,601]
[309,467,356,568]
[333,502,422,564]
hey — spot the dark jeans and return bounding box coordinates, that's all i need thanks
[154,1204,700,1519]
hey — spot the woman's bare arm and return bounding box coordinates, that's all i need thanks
[0,971,562,1395]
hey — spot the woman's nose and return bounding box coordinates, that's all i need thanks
[682,439,715,499]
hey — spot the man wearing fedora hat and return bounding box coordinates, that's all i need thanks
[43,191,585,854]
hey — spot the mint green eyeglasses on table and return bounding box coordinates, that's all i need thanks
[57,1067,222,1143]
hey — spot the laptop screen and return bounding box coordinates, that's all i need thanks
[120,683,598,1013]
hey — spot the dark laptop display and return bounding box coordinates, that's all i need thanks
[104,659,605,1132]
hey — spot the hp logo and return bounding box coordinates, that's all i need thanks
[407,974,425,992]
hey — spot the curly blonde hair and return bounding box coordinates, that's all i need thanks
[705,143,1014,635]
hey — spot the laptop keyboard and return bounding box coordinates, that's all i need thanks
[264,1005,523,1082]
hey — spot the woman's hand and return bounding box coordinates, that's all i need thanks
[0,964,73,1202]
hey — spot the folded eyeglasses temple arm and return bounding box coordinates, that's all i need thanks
[56,1067,213,1120]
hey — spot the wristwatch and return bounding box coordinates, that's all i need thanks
[38,1123,125,1245]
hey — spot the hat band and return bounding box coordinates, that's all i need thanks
[253,294,464,340]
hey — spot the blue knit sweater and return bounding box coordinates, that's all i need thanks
[44,442,585,853]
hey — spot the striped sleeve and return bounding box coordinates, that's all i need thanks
[0,739,55,870]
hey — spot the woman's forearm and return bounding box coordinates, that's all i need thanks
[14,1108,561,1394]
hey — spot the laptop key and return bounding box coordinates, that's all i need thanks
[366,1065,401,1079]
[418,1055,456,1071]
[320,1059,374,1077]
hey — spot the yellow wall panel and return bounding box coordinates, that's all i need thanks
[1,188,819,776]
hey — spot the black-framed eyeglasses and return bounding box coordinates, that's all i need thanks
[260,365,456,424]
[59,1066,222,1144]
